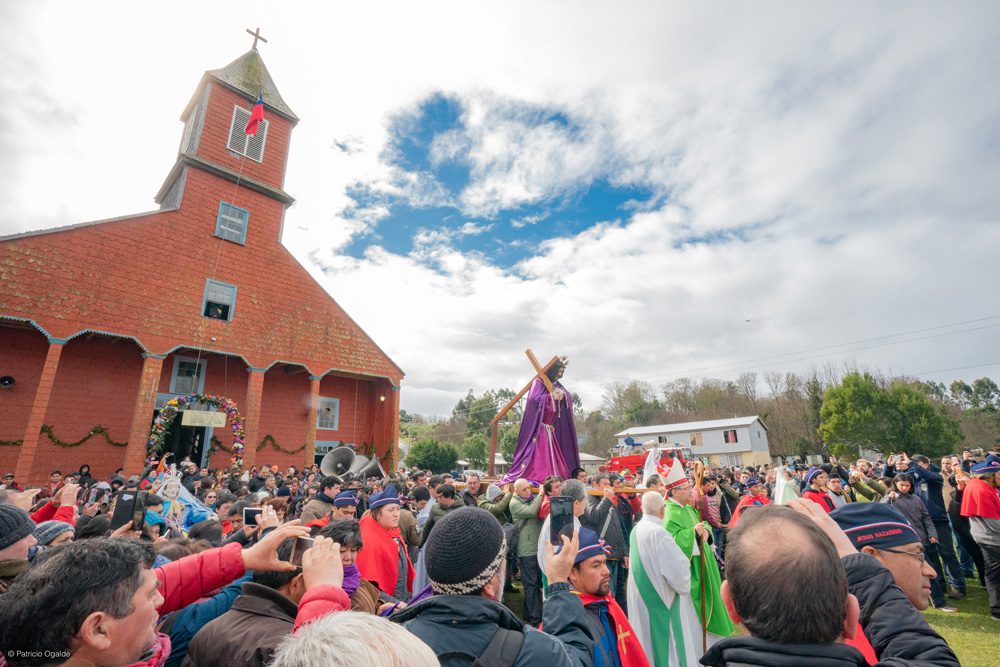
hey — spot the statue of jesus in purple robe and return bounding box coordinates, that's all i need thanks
[501,358,580,484]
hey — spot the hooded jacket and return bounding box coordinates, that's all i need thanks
[392,587,593,667]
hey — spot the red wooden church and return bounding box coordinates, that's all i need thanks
[0,45,403,484]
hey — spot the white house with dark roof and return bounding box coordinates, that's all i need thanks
[615,416,771,468]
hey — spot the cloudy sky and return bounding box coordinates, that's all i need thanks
[3,1,999,417]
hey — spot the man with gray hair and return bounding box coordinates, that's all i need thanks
[536,479,589,575]
[270,610,439,667]
[627,490,702,666]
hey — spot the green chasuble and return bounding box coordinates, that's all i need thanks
[663,498,734,637]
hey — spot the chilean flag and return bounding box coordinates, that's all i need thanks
[245,94,264,135]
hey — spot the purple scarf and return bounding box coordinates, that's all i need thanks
[342,564,362,596]
[378,584,433,617]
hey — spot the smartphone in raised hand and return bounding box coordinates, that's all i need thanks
[289,537,315,566]
[243,507,263,527]
[550,496,574,546]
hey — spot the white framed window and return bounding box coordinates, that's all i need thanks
[315,440,352,455]
[317,397,340,430]
[227,105,269,162]
[215,202,249,244]
[202,279,237,321]
[722,453,744,468]
[170,356,206,395]
[723,429,738,444]
[690,432,704,447]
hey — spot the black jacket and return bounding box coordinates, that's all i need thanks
[248,474,268,493]
[702,636,866,666]
[393,586,593,667]
[461,489,481,508]
[844,553,958,666]
[583,495,628,559]
[701,554,959,667]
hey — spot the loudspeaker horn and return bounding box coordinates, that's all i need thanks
[354,456,387,480]
[348,454,371,474]
[320,447,356,477]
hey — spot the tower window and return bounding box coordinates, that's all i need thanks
[227,105,269,162]
[202,279,237,321]
[215,202,249,244]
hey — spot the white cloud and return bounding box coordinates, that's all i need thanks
[3,1,999,416]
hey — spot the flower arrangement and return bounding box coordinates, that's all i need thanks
[147,394,246,469]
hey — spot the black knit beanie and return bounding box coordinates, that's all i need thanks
[0,504,36,551]
[425,506,506,595]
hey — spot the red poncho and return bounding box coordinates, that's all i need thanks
[961,478,1000,520]
[729,494,771,527]
[357,513,414,597]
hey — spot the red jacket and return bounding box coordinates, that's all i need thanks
[30,501,77,526]
[293,585,351,632]
[539,494,550,520]
[802,489,835,513]
[155,541,246,616]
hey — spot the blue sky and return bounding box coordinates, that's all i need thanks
[340,93,658,268]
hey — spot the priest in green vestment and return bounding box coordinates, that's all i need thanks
[661,458,735,639]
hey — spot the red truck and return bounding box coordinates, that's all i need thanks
[600,442,692,477]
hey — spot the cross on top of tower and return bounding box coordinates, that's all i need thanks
[246,27,268,50]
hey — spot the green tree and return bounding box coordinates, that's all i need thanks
[602,381,662,425]
[497,423,520,462]
[970,377,999,411]
[464,394,498,439]
[406,438,460,473]
[950,380,973,409]
[820,372,964,459]
[463,431,489,469]
[888,382,964,457]
[819,373,890,459]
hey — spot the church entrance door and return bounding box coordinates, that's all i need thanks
[159,416,207,467]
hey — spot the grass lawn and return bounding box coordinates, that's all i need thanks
[924,581,998,667]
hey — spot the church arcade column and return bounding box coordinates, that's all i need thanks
[123,354,166,474]
[241,368,266,471]
[15,339,65,482]
[304,375,321,469]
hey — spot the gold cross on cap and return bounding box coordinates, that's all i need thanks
[246,27,268,50]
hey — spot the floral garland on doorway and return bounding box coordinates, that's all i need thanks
[147,394,246,469]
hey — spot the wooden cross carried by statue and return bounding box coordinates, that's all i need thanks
[487,349,560,477]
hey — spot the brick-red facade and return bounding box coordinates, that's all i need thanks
[0,50,403,484]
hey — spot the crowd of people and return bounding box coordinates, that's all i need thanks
[0,445,997,666]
